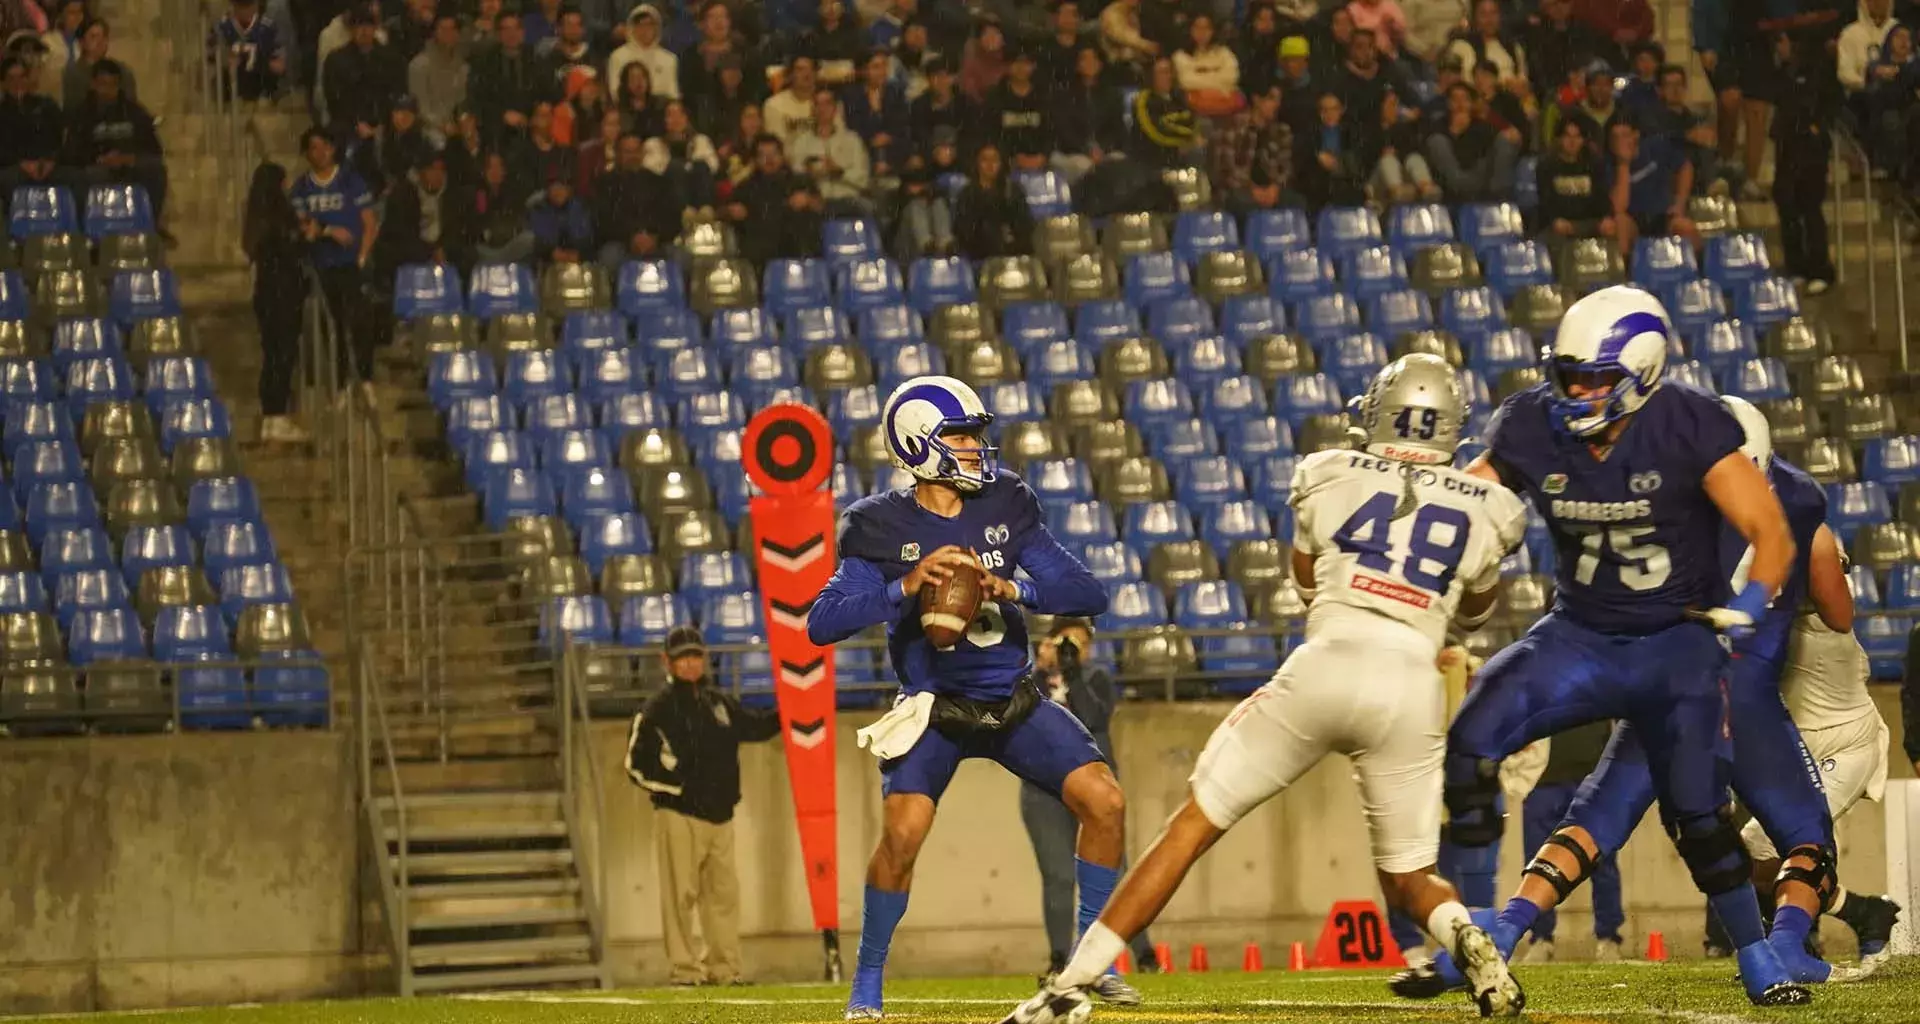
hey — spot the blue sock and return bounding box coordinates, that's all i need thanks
[1772,905,1815,947]
[1707,883,1769,949]
[856,886,909,972]
[1493,897,1541,959]
[1076,858,1121,974]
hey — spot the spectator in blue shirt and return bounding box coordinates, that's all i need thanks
[288,126,379,394]
[211,0,286,102]
[1605,117,1697,256]
[528,171,595,265]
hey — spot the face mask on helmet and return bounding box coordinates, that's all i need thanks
[1547,357,1646,437]
[926,424,999,491]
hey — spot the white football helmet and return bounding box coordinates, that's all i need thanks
[1545,285,1673,437]
[881,375,998,491]
[1721,395,1772,470]
[1358,353,1468,464]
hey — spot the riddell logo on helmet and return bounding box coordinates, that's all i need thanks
[1371,442,1448,464]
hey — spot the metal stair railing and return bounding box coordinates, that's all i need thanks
[558,645,613,988]
[355,637,411,995]
[1830,128,1913,373]
[158,0,254,258]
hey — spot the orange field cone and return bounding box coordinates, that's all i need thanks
[1242,943,1264,972]
[1288,941,1309,971]
[1114,948,1133,975]
[1155,942,1175,973]
[1646,931,1668,962]
[1189,944,1210,972]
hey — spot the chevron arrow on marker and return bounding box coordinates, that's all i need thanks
[769,597,815,632]
[780,657,828,690]
[760,534,828,573]
[789,718,828,749]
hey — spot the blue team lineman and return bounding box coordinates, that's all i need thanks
[808,377,1124,1020]
[1427,285,1813,1006]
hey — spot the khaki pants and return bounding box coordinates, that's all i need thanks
[655,807,742,984]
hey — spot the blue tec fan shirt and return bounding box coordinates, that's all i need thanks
[288,166,372,269]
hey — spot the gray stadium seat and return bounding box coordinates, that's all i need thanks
[80,399,158,458]
[412,312,480,354]
[1509,284,1572,333]
[1097,336,1171,389]
[635,465,713,518]
[84,661,170,733]
[1101,212,1168,263]
[500,515,574,563]
[1054,253,1121,306]
[171,437,243,484]
[1850,522,1920,571]
[90,437,169,494]
[929,301,996,347]
[1497,367,1547,400]
[1900,482,1920,525]
[97,232,163,274]
[1297,413,1354,453]
[539,262,612,314]
[0,320,43,358]
[802,343,875,392]
[1795,436,1856,484]
[1121,626,1199,683]
[1162,166,1212,210]
[1,612,64,663]
[1556,237,1625,293]
[846,425,892,469]
[601,553,675,601]
[1196,251,1263,302]
[484,312,555,353]
[127,317,197,368]
[1033,215,1097,265]
[0,532,34,573]
[1245,332,1317,385]
[2,671,83,735]
[1050,380,1122,428]
[528,555,594,598]
[1411,243,1483,292]
[35,269,104,320]
[1226,539,1290,602]
[136,565,219,626]
[619,426,692,470]
[1762,316,1831,365]
[1392,329,1464,366]
[23,233,85,277]
[1096,455,1172,506]
[1687,195,1739,235]
[1147,539,1221,594]
[1759,398,1817,447]
[1073,420,1146,467]
[655,509,731,562]
[1250,577,1308,623]
[235,602,314,657]
[680,219,737,259]
[1001,421,1071,468]
[689,257,758,313]
[1799,355,1865,406]
[1835,393,1898,441]
[948,337,1023,386]
[979,256,1051,309]
[105,478,187,538]
[1500,573,1552,625]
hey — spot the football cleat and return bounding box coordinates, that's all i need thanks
[1455,923,1525,1018]
[845,1009,883,1021]
[1516,937,1556,964]
[996,983,1093,1024]
[845,963,884,1020]
[1388,958,1466,1000]
[1839,894,1902,966]
[1088,974,1141,1005]
[1737,940,1813,1006]
[1593,937,1624,962]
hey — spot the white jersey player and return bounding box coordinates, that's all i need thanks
[996,355,1530,1024]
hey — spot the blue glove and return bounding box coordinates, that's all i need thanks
[1704,581,1773,640]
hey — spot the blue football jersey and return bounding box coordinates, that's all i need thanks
[808,472,1108,702]
[1718,458,1826,668]
[1486,382,1745,634]
[288,167,372,269]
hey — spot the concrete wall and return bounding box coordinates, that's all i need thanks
[0,732,364,1014]
[583,687,1915,985]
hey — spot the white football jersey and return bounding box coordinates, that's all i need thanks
[1781,613,1878,732]
[1290,449,1529,647]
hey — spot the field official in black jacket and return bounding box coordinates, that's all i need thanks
[627,626,780,986]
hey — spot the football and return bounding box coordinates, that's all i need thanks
[919,563,984,648]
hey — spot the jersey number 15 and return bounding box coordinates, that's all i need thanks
[1333,491,1472,592]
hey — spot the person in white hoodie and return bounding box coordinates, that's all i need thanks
[1838,0,1899,95]
[607,4,679,101]
[789,86,872,214]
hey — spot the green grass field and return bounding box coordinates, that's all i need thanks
[14,959,1920,1024]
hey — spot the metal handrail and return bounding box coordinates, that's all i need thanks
[1829,127,1913,374]
[559,645,613,988]
[356,637,411,994]
[159,0,253,258]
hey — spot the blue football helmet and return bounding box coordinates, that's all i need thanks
[1545,285,1673,437]
[881,375,999,491]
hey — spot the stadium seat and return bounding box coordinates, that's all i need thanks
[1173,210,1239,261]
[1028,339,1098,394]
[1048,500,1119,547]
[1195,251,1263,303]
[1688,194,1739,235]
[1174,456,1248,509]
[1826,481,1893,538]
[836,258,907,313]
[501,349,570,407]
[907,256,978,312]
[468,263,539,318]
[1343,246,1411,300]
[1369,290,1437,336]
[1148,296,1216,349]
[539,594,614,651]
[781,306,852,351]
[1692,319,1759,370]
[394,263,464,319]
[1508,284,1573,334]
[1150,418,1220,461]
[1050,379,1123,427]
[1439,286,1507,341]
[1121,500,1196,548]
[1703,232,1771,287]
[1315,206,1383,257]
[1199,374,1269,430]
[0,269,27,320]
[483,467,558,532]
[997,302,1067,355]
[1079,540,1146,586]
[8,185,78,239]
[1326,333,1391,395]
[1801,436,1858,485]
[1267,247,1338,303]
[1125,252,1193,307]
[856,304,925,353]
[1074,300,1142,346]
[1664,359,1716,393]
[1243,208,1312,261]
[1485,240,1555,298]
[822,217,883,269]
[185,477,261,538]
[1219,295,1283,346]
[1100,211,1168,264]
[1015,170,1073,218]
[873,340,944,393]
[539,262,611,315]
[1244,332,1317,384]
[67,355,141,418]
[763,259,832,316]
[1857,611,1911,679]
[1632,236,1698,289]
[979,381,1045,423]
[1293,292,1363,343]
[1026,458,1097,504]
[1664,279,1728,336]
[1172,336,1240,389]
[1100,456,1174,508]
[1556,237,1625,293]
[427,349,498,411]
[1272,373,1343,429]
[826,385,884,442]
[1802,354,1866,405]
[1735,276,1800,327]
[1032,214,1097,265]
[1199,500,1272,561]
[980,255,1051,310]
[617,591,695,646]
[1763,316,1831,364]
[928,302,994,348]
[615,259,686,316]
[1458,202,1526,253]
[83,183,156,240]
[1862,436,1920,486]
[1054,253,1122,307]
[1124,378,1195,429]
[41,525,115,582]
[1221,415,1292,461]
[1410,243,1484,293]
[1074,421,1145,466]
[1002,421,1068,465]
[678,551,752,608]
[1389,203,1455,250]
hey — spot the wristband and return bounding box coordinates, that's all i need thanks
[887,578,906,604]
[1728,579,1772,621]
[1014,579,1038,607]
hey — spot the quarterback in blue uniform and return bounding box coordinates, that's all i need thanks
[1431,286,1812,1006]
[808,377,1121,1020]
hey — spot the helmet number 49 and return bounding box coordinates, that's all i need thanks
[1394,407,1439,441]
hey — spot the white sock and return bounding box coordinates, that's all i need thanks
[1056,921,1127,990]
[1426,901,1474,954]
[1826,887,1849,917]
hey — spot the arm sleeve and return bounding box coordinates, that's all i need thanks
[1014,529,1110,616]
[726,694,785,742]
[625,707,685,795]
[1837,32,1868,91]
[807,554,911,645]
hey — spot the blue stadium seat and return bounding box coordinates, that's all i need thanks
[729,346,800,401]
[186,477,262,538]
[70,606,146,664]
[1048,500,1118,546]
[1172,336,1241,388]
[1029,339,1098,393]
[826,384,883,442]
[428,350,497,411]
[873,466,916,492]
[830,463,866,509]
[1326,333,1390,396]
[0,357,54,401]
[1148,296,1216,348]
[153,605,229,662]
[1293,292,1363,343]
[1125,377,1195,426]
[1248,454,1300,511]
[702,592,773,695]
[8,185,77,238]
[1125,252,1193,306]
[616,259,686,315]
[1220,294,1283,344]
[539,428,613,482]
[1664,279,1728,335]
[710,307,775,349]
[694,429,745,473]
[1458,202,1525,253]
[501,349,569,407]
[1200,500,1272,559]
[51,317,123,371]
[835,258,907,313]
[678,551,752,607]
[1149,417,1219,460]
[635,308,704,360]
[1315,206,1383,257]
[1849,565,1884,607]
[576,347,647,405]
[52,570,132,638]
[1272,372,1343,429]
[3,400,70,460]
[656,348,723,403]
[83,183,155,239]
[463,430,535,493]
[1097,580,1169,637]
[1244,207,1313,261]
[24,480,99,548]
[1858,614,1910,680]
[857,304,926,350]
[541,594,614,650]
[1485,240,1555,298]
[1343,245,1411,300]
[1222,415,1292,459]
[1016,170,1073,218]
[1665,359,1716,393]
[482,466,558,532]
[1267,247,1338,303]
[1717,356,1792,403]
[1074,299,1142,345]
[1440,286,1508,341]
[1080,540,1146,586]
[0,269,26,319]
[763,258,832,316]
[1826,481,1892,537]
[1861,435,1920,486]
[596,392,669,446]
[908,256,978,312]
[41,526,114,582]
[1199,375,1269,430]
[618,592,694,645]
[1691,319,1758,370]
[1513,156,1539,211]
[215,563,294,623]
[1388,203,1456,250]
[980,382,1046,422]
[1457,368,1492,411]
[0,571,47,614]
[1026,458,1097,503]
[1886,564,1920,610]
[676,392,746,434]
[1173,210,1239,261]
[1174,456,1248,509]
[1703,232,1770,288]
[1002,301,1070,354]
[468,263,538,318]
[12,440,84,501]
[121,522,194,586]
[1177,580,1277,688]
[781,306,852,350]
[1735,276,1799,327]
[393,263,464,318]
[158,396,233,454]
[1122,499,1196,545]
[1368,289,1436,335]
[1631,236,1698,289]
[822,217,884,269]
[65,356,137,412]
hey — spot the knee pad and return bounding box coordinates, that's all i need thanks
[1775,843,1840,912]
[1668,808,1752,896]
[1523,831,1597,903]
[1443,755,1504,848]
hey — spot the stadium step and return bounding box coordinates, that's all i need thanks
[382,820,570,846]
[407,933,595,968]
[408,877,582,902]
[409,906,587,932]
[390,848,575,880]
[408,961,606,992]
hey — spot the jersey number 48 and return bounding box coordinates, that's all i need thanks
[1333,491,1472,592]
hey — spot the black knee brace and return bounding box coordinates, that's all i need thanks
[1443,758,1504,848]
[1775,843,1839,912]
[1669,809,1752,896]
[1523,831,1596,902]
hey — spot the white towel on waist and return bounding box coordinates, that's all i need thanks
[856,692,936,761]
